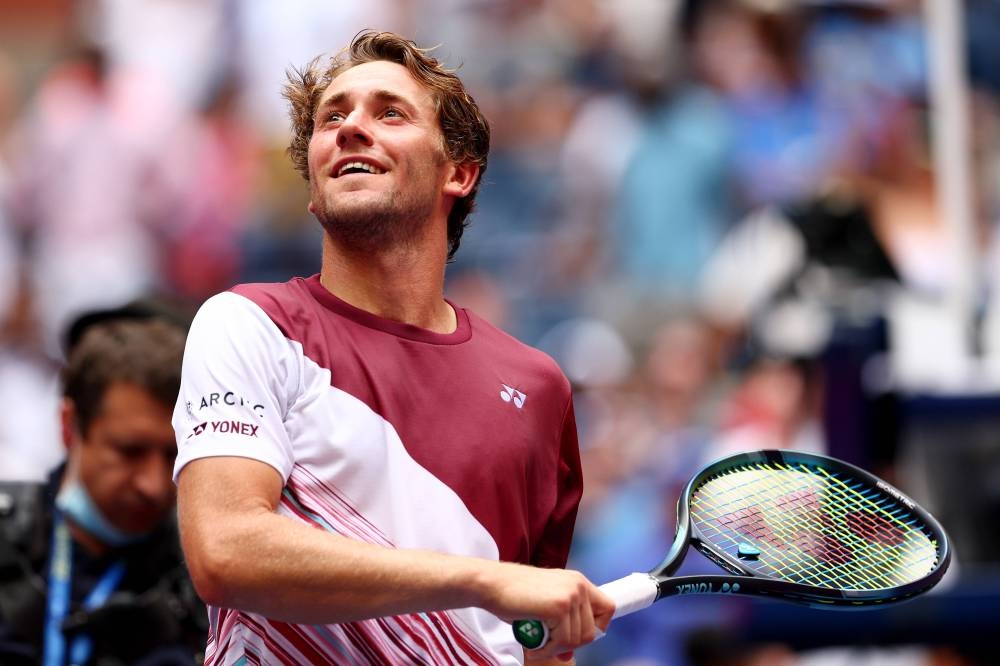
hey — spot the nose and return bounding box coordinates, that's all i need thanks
[337,110,374,148]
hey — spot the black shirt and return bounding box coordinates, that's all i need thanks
[0,468,206,666]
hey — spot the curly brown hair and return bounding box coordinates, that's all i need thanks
[284,30,490,259]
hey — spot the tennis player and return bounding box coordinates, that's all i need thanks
[173,30,613,664]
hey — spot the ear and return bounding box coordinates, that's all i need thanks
[60,397,81,452]
[443,161,480,199]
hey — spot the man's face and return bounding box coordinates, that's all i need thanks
[306,60,458,251]
[74,382,177,535]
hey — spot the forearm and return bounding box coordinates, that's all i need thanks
[182,502,496,624]
[177,457,613,660]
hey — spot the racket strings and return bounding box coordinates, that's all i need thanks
[702,464,936,589]
[694,469,888,589]
[732,465,932,589]
[690,462,940,591]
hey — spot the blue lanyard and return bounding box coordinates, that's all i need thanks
[44,512,127,666]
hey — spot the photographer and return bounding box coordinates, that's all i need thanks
[0,304,205,665]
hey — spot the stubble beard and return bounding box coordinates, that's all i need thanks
[311,183,438,254]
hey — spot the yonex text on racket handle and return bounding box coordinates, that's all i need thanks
[512,573,659,650]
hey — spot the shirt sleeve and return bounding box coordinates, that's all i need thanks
[172,291,299,483]
[531,397,583,569]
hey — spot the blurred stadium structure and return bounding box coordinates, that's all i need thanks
[2,1,999,664]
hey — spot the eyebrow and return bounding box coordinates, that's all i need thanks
[316,89,417,117]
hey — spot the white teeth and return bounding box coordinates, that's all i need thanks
[338,161,384,177]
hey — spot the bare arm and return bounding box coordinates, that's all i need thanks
[177,456,614,659]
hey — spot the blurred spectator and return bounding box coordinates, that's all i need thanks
[706,355,827,463]
[696,88,985,370]
[0,213,17,325]
[538,317,641,504]
[0,50,20,314]
[611,86,735,317]
[966,0,1000,99]
[6,42,183,354]
[83,0,236,112]
[542,0,738,343]
[687,0,842,208]
[803,0,926,158]
[0,304,204,665]
[0,47,62,483]
[236,145,323,287]
[0,271,62,482]
[159,75,263,303]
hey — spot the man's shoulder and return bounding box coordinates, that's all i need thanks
[229,275,313,303]
[0,484,47,663]
[193,276,323,341]
[0,481,48,569]
[229,276,315,319]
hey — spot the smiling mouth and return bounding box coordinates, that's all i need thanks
[337,162,386,177]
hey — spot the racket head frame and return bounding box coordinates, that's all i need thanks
[649,449,951,608]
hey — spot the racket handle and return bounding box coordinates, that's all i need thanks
[512,619,549,650]
[512,573,659,650]
[601,572,659,619]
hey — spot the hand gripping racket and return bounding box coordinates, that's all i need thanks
[513,449,951,650]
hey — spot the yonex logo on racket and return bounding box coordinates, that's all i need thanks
[876,480,915,509]
[676,582,741,595]
[499,384,526,409]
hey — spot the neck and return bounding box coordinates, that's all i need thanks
[56,471,111,557]
[319,233,456,333]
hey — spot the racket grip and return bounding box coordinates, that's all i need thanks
[600,572,659,619]
[512,619,548,650]
[512,573,659,650]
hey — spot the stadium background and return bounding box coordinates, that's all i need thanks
[1,1,999,664]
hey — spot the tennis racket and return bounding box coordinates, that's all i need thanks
[513,449,951,650]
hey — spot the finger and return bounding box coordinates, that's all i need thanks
[530,621,564,661]
[574,593,586,647]
[580,594,597,644]
[593,587,616,632]
[547,608,576,660]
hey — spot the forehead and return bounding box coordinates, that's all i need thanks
[320,60,435,110]
[87,382,176,448]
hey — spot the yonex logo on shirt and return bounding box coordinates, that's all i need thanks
[500,384,526,409]
[210,420,260,437]
[187,422,208,439]
[186,420,259,439]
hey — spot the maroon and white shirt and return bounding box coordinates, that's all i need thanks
[172,275,583,665]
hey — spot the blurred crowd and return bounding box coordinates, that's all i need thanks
[2,1,1000,665]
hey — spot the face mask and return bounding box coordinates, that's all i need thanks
[55,479,149,548]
